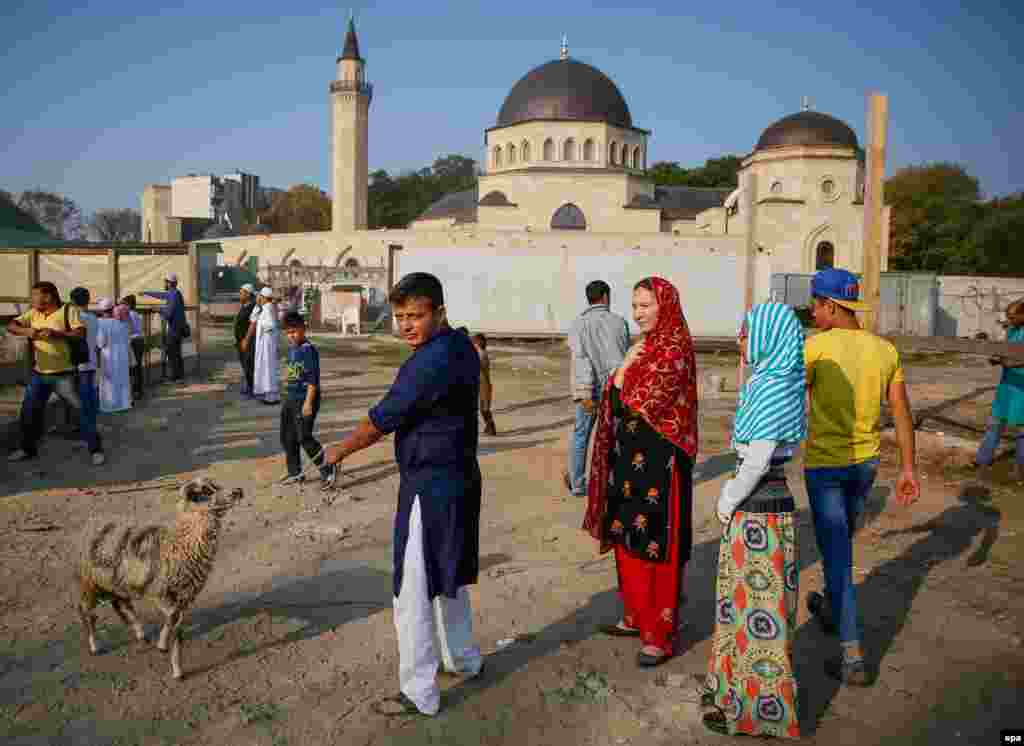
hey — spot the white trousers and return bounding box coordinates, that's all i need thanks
[394,496,483,715]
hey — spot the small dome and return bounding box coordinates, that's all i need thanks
[756,111,858,151]
[497,58,632,129]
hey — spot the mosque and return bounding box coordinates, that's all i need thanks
[142,18,888,337]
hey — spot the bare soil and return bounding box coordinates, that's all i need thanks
[1,327,1022,746]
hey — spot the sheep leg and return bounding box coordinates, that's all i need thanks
[111,598,146,642]
[78,579,100,655]
[158,607,185,679]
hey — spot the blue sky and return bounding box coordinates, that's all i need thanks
[1,0,1021,216]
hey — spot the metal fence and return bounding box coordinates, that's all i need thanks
[771,272,938,336]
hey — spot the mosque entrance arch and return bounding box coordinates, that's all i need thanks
[815,241,836,270]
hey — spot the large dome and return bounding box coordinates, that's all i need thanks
[496,58,633,129]
[756,111,859,151]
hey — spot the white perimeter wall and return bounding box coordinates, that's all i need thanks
[936,275,1024,339]
[395,241,748,338]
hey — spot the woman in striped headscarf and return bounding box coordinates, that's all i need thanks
[702,302,806,739]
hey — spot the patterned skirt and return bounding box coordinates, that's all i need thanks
[705,478,800,738]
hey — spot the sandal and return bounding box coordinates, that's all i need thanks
[637,647,670,667]
[371,692,429,717]
[702,711,729,735]
[599,622,641,637]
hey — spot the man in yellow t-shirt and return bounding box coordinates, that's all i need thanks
[6,281,86,462]
[802,269,920,688]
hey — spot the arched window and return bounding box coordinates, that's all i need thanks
[632,146,642,169]
[494,146,502,168]
[609,141,619,165]
[583,138,595,162]
[543,138,554,161]
[508,144,517,164]
[344,257,360,268]
[522,140,531,162]
[815,241,835,270]
[551,203,587,230]
[563,138,576,161]
[770,180,783,195]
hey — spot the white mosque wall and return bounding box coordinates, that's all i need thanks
[393,236,751,337]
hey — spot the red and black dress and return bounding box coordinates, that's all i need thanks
[584,276,698,656]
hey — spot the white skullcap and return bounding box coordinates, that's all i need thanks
[96,297,114,312]
[165,272,178,283]
[260,287,274,298]
[240,283,254,294]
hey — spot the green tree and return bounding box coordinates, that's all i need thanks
[0,190,47,233]
[15,189,82,239]
[646,156,741,188]
[367,154,478,229]
[263,185,331,233]
[959,194,1024,275]
[884,163,983,271]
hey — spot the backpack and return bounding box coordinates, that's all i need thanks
[64,304,91,368]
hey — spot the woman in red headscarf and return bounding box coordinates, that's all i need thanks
[583,277,698,666]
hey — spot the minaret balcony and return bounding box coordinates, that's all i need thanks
[330,79,373,101]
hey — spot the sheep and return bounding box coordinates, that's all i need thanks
[76,477,243,679]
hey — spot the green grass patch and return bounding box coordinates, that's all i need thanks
[544,670,612,705]
[240,700,283,725]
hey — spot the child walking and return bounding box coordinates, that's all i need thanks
[279,311,336,488]
[975,297,1024,483]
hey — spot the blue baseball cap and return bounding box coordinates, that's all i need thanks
[810,268,870,312]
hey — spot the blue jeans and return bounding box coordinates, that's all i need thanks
[570,403,596,495]
[77,370,103,454]
[804,458,879,644]
[976,421,1024,466]
[19,372,81,457]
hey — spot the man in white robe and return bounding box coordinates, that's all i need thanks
[245,287,280,405]
[95,298,132,413]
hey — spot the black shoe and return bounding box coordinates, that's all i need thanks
[825,657,875,686]
[563,473,573,494]
[807,591,838,635]
[371,692,431,717]
[320,464,338,491]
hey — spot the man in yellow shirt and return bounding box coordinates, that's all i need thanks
[6,281,86,462]
[803,269,920,686]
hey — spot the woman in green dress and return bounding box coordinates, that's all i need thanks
[975,298,1024,482]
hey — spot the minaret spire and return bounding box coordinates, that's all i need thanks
[560,34,568,60]
[341,13,362,61]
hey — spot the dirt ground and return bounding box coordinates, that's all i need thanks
[1,326,1022,746]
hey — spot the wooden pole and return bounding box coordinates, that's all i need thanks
[189,243,201,376]
[861,93,888,333]
[738,171,758,389]
[27,250,39,293]
[108,248,119,302]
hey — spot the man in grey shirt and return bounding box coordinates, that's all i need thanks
[565,280,631,496]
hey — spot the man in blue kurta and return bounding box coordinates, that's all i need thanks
[142,272,188,381]
[324,272,483,717]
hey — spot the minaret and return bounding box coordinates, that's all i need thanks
[330,15,371,233]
